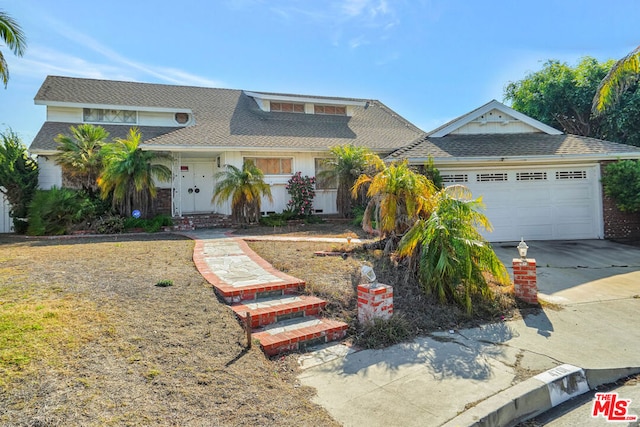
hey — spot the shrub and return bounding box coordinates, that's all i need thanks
[27,188,99,235]
[285,172,316,217]
[259,211,296,227]
[123,214,173,233]
[94,215,125,234]
[602,159,640,212]
[155,279,173,287]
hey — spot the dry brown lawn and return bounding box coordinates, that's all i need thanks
[0,221,518,426]
[0,233,338,427]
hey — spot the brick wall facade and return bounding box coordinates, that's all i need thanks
[151,188,172,216]
[600,161,640,240]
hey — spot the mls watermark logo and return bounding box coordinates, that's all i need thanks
[591,392,638,422]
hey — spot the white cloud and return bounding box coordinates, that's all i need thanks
[36,16,225,87]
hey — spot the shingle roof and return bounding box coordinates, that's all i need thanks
[386,133,640,161]
[31,76,424,152]
[31,122,180,151]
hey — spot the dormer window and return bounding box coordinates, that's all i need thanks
[270,102,304,113]
[83,108,136,124]
[314,105,346,116]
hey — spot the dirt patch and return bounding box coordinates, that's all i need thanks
[239,222,519,346]
[0,234,338,426]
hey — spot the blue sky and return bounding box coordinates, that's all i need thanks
[2,0,640,146]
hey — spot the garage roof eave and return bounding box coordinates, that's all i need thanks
[402,152,640,167]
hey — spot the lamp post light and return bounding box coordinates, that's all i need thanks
[517,238,529,261]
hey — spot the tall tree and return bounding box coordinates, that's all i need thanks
[504,57,612,136]
[505,56,640,146]
[321,144,383,218]
[593,46,640,114]
[0,129,38,233]
[0,10,27,88]
[212,161,272,224]
[55,124,110,192]
[98,128,171,217]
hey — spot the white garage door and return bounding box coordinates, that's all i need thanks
[440,166,602,242]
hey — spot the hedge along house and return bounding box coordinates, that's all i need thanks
[29,76,424,223]
[386,100,640,242]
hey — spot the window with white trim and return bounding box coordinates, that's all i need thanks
[270,102,304,113]
[83,108,136,123]
[244,157,292,175]
[314,105,347,115]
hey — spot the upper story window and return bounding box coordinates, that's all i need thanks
[83,108,136,124]
[244,157,292,175]
[270,102,304,113]
[314,105,346,115]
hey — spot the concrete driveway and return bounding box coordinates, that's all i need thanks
[492,240,640,304]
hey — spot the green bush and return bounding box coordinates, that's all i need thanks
[259,211,297,227]
[27,188,99,235]
[123,214,173,233]
[602,160,640,212]
[95,215,125,234]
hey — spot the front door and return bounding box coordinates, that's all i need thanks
[180,163,214,213]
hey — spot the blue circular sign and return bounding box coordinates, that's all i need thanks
[132,210,141,218]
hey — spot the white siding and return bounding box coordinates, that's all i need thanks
[47,106,82,122]
[138,111,187,126]
[37,156,62,189]
[174,151,337,216]
[452,109,539,135]
[45,106,190,127]
[0,191,12,233]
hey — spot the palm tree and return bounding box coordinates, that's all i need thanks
[396,186,510,314]
[0,10,27,88]
[55,124,110,192]
[593,45,640,114]
[321,144,383,217]
[98,128,171,217]
[352,161,436,238]
[212,161,272,224]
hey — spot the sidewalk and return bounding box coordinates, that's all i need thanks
[187,232,640,426]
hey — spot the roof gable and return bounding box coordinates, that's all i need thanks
[429,100,562,137]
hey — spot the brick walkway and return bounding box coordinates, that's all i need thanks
[184,230,349,355]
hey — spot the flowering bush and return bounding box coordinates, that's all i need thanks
[285,172,316,217]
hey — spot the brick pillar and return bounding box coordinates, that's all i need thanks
[512,258,538,304]
[357,283,393,325]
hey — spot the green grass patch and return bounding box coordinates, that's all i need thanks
[0,289,104,388]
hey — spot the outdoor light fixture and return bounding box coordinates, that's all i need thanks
[361,265,377,288]
[517,238,529,260]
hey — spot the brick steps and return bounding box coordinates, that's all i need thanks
[231,295,327,328]
[252,317,349,357]
[214,279,306,304]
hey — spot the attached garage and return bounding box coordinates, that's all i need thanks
[440,165,602,242]
[387,100,640,242]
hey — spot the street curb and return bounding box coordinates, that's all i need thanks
[441,365,640,427]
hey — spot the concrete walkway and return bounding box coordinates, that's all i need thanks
[297,240,640,426]
[186,232,640,426]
